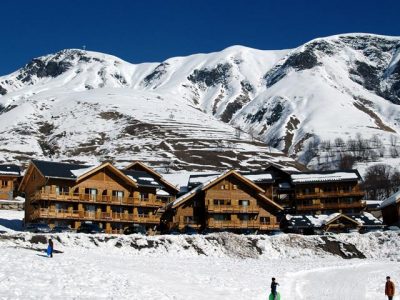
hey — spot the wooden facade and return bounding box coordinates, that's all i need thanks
[20,160,177,234]
[166,170,283,233]
[247,166,366,216]
[0,165,21,200]
[291,173,366,215]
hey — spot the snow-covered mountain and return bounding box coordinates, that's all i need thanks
[0,33,399,171]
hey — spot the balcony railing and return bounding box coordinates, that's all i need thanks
[32,209,160,223]
[207,205,259,213]
[295,190,365,199]
[207,219,278,230]
[30,191,166,207]
[296,201,366,211]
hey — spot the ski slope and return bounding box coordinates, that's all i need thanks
[0,247,397,299]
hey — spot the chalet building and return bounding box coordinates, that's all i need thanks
[290,170,365,215]
[0,164,22,200]
[164,170,283,233]
[20,160,177,233]
[380,190,400,226]
[281,212,381,234]
[243,166,366,216]
[281,213,360,234]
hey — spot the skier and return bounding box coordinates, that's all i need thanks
[270,277,279,300]
[47,238,54,258]
[385,276,395,300]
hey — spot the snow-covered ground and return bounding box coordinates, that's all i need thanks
[0,244,398,299]
[0,209,399,299]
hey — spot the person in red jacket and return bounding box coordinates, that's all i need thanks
[385,276,395,300]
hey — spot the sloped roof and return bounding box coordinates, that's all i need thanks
[32,160,90,180]
[124,161,179,193]
[170,170,282,210]
[380,190,400,209]
[0,164,21,176]
[349,212,382,226]
[285,213,361,228]
[188,173,220,188]
[291,170,361,184]
[122,170,162,188]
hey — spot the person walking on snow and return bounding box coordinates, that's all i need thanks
[271,277,279,300]
[47,238,54,258]
[385,276,395,300]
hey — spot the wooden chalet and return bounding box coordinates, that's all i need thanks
[164,170,283,233]
[243,166,366,216]
[0,164,22,200]
[380,190,400,226]
[281,213,363,234]
[290,170,366,214]
[20,160,177,234]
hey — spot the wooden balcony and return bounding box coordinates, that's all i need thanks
[207,219,278,230]
[207,204,259,213]
[30,191,166,207]
[177,220,202,230]
[295,190,365,199]
[32,209,160,224]
[296,201,366,211]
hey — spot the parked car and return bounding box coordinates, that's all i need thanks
[51,225,75,233]
[77,223,105,234]
[202,228,224,235]
[167,229,181,235]
[268,229,285,236]
[384,225,400,232]
[25,223,52,233]
[182,225,197,235]
[123,224,147,235]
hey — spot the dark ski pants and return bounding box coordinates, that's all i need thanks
[388,297,393,300]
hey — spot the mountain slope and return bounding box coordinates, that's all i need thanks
[0,33,400,171]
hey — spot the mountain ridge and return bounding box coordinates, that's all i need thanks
[1,33,400,172]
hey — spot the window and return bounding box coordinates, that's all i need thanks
[238,214,250,221]
[112,190,124,200]
[85,188,97,201]
[239,200,249,206]
[213,199,225,205]
[1,180,7,188]
[213,214,230,221]
[184,216,193,223]
[140,192,149,200]
[260,217,271,224]
[56,186,69,195]
[233,185,238,190]
[220,185,225,190]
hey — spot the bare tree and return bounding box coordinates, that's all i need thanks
[390,135,398,147]
[334,137,345,149]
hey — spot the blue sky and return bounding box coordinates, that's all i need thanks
[0,0,399,75]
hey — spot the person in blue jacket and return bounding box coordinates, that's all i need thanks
[47,238,53,258]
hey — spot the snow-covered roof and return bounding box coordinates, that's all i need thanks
[286,213,362,228]
[71,165,99,177]
[243,173,273,182]
[156,189,170,196]
[380,190,400,209]
[0,165,21,176]
[171,173,223,208]
[349,212,382,226]
[291,172,359,184]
